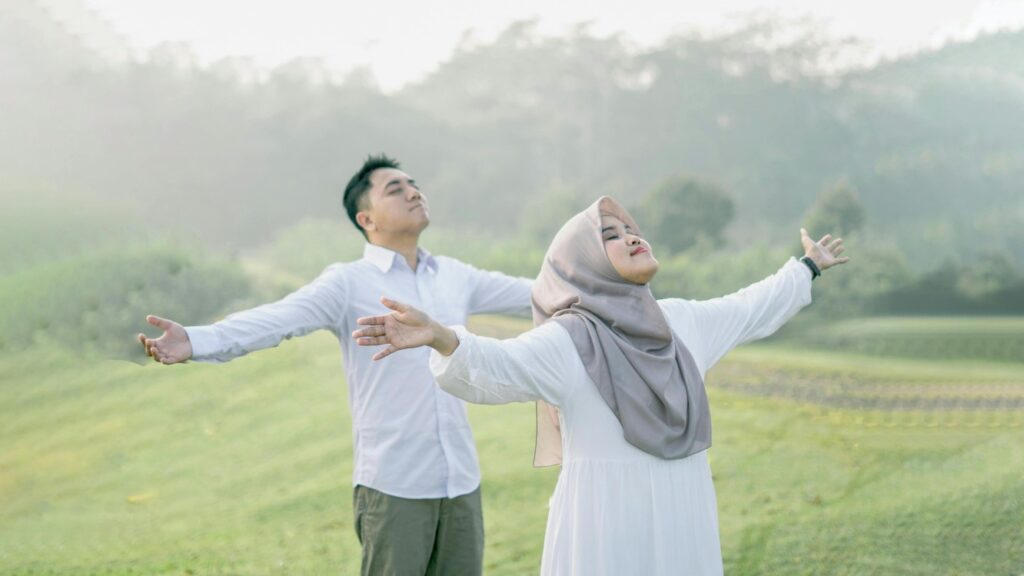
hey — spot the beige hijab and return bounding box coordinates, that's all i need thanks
[531,196,711,466]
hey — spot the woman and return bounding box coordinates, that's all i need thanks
[352,196,847,575]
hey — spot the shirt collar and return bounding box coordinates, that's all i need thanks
[363,243,438,275]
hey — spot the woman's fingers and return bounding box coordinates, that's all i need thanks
[372,345,398,361]
[356,315,387,326]
[352,325,386,338]
[380,297,409,313]
[355,335,390,346]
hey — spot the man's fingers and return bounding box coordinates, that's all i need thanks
[147,315,172,331]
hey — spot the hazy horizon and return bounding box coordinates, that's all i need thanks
[53,0,1024,91]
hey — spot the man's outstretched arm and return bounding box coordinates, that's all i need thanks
[463,262,534,316]
[137,264,350,365]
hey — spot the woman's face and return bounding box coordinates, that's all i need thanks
[600,212,659,284]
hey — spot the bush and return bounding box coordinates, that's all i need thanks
[0,244,251,360]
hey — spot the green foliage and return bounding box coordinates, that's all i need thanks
[517,183,593,245]
[6,18,1023,271]
[782,316,1024,363]
[249,218,366,281]
[0,244,250,359]
[422,228,546,280]
[806,239,913,319]
[801,180,865,239]
[651,244,793,301]
[873,255,1024,315]
[250,218,547,285]
[639,177,735,254]
[0,189,145,276]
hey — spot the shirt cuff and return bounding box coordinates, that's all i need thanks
[786,256,814,281]
[784,256,814,304]
[184,325,220,360]
[429,325,471,383]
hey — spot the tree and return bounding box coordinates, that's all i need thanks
[638,177,735,254]
[802,180,866,238]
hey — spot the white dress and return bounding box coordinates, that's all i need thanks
[429,258,813,575]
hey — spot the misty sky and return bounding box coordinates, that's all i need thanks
[63,0,1024,90]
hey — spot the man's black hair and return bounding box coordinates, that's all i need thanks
[344,154,402,238]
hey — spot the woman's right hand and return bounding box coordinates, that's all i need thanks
[353,297,459,360]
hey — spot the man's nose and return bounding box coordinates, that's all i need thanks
[408,187,422,200]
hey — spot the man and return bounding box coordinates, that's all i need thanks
[137,154,532,575]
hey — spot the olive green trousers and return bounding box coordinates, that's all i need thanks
[353,485,484,576]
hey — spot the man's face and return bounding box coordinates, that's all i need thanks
[359,168,430,238]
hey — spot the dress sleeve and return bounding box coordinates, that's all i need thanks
[185,264,349,363]
[429,322,572,406]
[661,257,813,370]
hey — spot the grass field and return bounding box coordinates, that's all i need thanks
[788,316,1024,364]
[1,317,1022,574]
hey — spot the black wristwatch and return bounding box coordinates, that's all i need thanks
[800,256,821,280]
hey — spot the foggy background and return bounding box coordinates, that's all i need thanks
[2,1,1023,573]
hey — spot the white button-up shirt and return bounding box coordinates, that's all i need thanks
[185,243,533,499]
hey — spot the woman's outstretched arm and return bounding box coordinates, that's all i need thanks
[661,229,848,370]
[352,297,571,405]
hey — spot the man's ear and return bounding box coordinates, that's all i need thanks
[356,211,375,232]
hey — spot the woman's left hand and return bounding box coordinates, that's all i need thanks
[800,228,850,272]
[353,297,458,360]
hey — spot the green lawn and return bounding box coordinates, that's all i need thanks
[787,315,1024,363]
[1,322,1022,574]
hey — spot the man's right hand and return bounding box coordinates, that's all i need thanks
[137,315,193,364]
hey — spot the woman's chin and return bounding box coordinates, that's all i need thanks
[629,265,658,285]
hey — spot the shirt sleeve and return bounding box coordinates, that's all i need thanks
[660,257,813,370]
[462,261,534,316]
[428,322,572,406]
[185,264,349,363]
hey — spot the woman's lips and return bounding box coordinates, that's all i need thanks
[631,246,649,256]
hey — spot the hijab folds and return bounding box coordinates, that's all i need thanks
[530,196,711,466]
